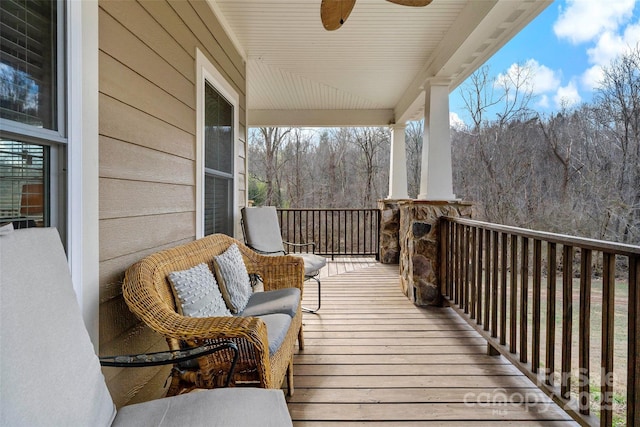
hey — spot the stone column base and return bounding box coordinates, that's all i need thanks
[378,199,411,264]
[399,200,473,306]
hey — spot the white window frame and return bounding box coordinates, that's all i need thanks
[195,48,240,239]
[67,0,99,347]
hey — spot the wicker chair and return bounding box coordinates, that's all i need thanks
[123,233,305,396]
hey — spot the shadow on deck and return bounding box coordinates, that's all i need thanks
[289,263,579,426]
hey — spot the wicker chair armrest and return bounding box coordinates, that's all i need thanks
[240,248,305,292]
[149,314,270,349]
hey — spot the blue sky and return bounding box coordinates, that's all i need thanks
[449,0,640,126]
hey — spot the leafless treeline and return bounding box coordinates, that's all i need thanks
[249,49,640,245]
[248,127,390,209]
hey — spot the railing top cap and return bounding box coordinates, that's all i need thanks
[444,216,640,256]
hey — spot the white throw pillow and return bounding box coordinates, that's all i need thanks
[213,244,252,313]
[168,263,231,317]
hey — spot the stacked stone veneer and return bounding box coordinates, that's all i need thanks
[396,200,473,307]
[378,199,408,264]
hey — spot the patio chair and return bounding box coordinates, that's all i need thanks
[0,225,293,426]
[241,206,326,313]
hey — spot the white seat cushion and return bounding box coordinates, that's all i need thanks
[113,388,292,427]
[0,227,116,427]
[297,252,327,276]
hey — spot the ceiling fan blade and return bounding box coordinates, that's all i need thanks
[321,0,357,31]
[386,0,432,6]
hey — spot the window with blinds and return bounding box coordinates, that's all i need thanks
[0,0,64,230]
[203,81,233,236]
[0,139,46,227]
[0,0,58,130]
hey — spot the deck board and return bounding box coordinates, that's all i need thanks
[289,263,579,425]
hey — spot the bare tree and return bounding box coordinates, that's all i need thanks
[250,127,291,205]
[406,120,423,198]
[350,127,389,207]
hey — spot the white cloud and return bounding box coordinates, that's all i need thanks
[537,94,550,109]
[529,61,562,94]
[554,81,582,108]
[587,23,640,66]
[496,59,561,95]
[553,0,635,44]
[449,112,466,130]
[581,64,605,91]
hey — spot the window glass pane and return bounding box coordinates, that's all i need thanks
[0,138,47,228]
[204,82,232,174]
[0,0,57,130]
[204,175,232,236]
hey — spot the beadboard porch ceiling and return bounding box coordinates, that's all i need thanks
[210,0,551,127]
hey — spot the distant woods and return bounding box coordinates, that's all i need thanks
[248,127,391,209]
[249,48,640,245]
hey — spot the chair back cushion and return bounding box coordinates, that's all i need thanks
[0,227,116,426]
[168,263,231,317]
[213,244,253,313]
[241,206,286,254]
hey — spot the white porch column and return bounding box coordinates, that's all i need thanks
[387,123,409,199]
[417,78,456,200]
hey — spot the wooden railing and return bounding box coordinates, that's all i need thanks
[441,217,640,427]
[276,208,380,259]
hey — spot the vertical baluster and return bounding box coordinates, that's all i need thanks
[476,229,484,326]
[578,248,591,415]
[470,227,477,319]
[491,230,499,338]
[440,219,450,298]
[360,211,367,252]
[628,254,640,426]
[510,234,518,354]
[353,210,357,255]
[449,223,456,301]
[462,225,469,312]
[532,239,542,374]
[546,242,557,386]
[456,223,462,305]
[601,252,615,427]
[339,211,343,254]
[520,237,529,363]
[323,210,327,255]
[500,233,508,345]
[483,229,491,331]
[561,245,573,399]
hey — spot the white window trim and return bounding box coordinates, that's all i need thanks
[195,48,240,239]
[67,0,100,349]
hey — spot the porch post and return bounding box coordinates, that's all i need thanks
[387,123,409,199]
[417,78,456,201]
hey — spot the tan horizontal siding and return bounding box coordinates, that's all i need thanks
[100,95,195,159]
[99,178,194,219]
[101,0,195,83]
[168,0,245,92]
[99,9,194,107]
[98,0,246,407]
[100,52,195,134]
[99,237,193,303]
[100,212,195,262]
[100,136,194,185]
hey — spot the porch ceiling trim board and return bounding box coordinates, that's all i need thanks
[209,0,552,127]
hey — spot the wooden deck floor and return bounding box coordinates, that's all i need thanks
[289,262,579,426]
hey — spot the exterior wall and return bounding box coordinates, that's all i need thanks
[98,0,247,407]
